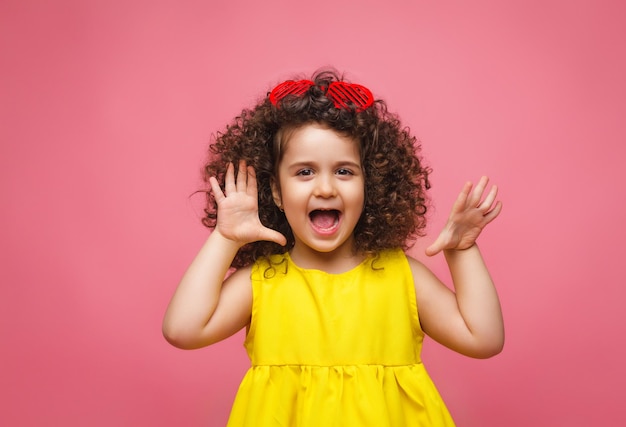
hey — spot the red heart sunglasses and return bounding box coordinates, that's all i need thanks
[269,80,374,112]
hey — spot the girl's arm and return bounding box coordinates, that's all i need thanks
[411,177,504,359]
[162,161,286,350]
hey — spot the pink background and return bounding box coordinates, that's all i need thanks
[2,0,625,425]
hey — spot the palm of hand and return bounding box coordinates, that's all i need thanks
[426,177,502,256]
[215,187,266,243]
[209,161,286,246]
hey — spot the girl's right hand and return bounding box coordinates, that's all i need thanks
[209,160,287,247]
[425,176,502,256]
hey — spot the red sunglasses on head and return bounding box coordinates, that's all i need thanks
[269,80,374,112]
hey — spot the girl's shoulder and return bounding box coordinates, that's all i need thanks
[364,248,415,278]
[403,252,437,283]
[371,248,410,267]
[225,263,254,288]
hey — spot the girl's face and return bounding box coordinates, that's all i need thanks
[271,123,365,267]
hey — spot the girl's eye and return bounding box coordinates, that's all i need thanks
[297,168,313,176]
[336,168,353,176]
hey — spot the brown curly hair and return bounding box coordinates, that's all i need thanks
[202,69,431,268]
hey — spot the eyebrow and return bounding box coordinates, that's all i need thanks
[285,160,362,170]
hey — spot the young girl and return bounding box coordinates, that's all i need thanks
[163,70,504,426]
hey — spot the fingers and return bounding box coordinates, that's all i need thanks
[214,161,257,199]
[451,181,472,214]
[479,183,497,208]
[483,200,503,224]
[468,176,489,208]
[236,160,248,193]
[478,183,499,215]
[245,165,258,197]
[209,176,225,203]
[223,162,236,196]
[468,176,501,217]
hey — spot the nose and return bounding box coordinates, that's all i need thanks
[313,174,337,198]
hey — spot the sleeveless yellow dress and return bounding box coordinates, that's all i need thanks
[227,249,455,426]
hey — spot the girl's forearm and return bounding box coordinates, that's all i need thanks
[162,229,241,347]
[444,245,504,357]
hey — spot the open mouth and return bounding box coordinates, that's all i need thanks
[309,209,341,231]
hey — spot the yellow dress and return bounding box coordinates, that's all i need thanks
[227,249,455,426]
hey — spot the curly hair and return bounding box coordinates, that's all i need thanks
[202,69,431,269]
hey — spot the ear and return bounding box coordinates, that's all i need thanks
[270,177,283,210]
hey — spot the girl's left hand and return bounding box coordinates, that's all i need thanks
[426,177,502,256]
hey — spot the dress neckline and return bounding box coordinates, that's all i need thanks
[282,251,375,276]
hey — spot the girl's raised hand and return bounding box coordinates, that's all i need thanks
[425,176,502,257]
[209,160,287,247]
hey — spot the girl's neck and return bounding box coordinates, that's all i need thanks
[289,244,366,274]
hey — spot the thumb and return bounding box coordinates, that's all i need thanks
[425,243,441,257]
[258,227,287,247]
[425,234,446,257]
